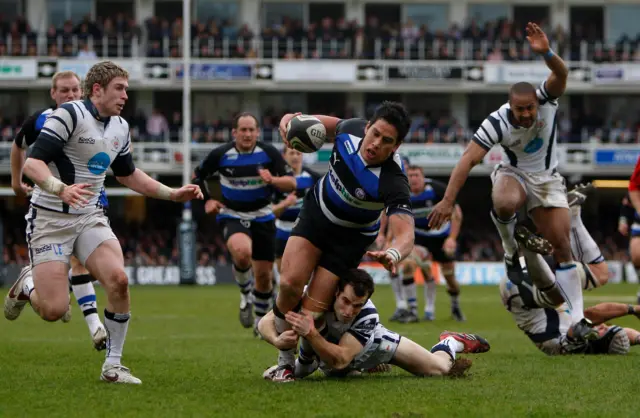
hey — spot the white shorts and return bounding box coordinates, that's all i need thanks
[491,164,568,212]
[351,324,401,370]
[25,205,116,266]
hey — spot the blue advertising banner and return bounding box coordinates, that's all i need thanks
[175,64,252,80]
[594,149,640,166]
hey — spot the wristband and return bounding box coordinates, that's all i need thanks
[628,305,635,315]
[42,176,66,196]
[385,248,401,264]
[157,184,174,200]
[543,49,554,60]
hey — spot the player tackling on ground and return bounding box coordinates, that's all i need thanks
[4,61,203,384]
[9,70,108,350]
[260,269,489,379]
[193,113,296,333]
[267,102,416,382]
[428,23,595,340]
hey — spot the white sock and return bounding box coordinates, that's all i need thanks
[430,336,462,362]
[390,274,407,310]
[22,272,35,297]
[233,265,253,309]
[424,279,436,313]
[274,314,296,368]
[401,275,418,314]
[70,275,102,335]
[104,310,130,366]
[570,207,604,264]
[442,336,465,353]
[555,263,585,323]
[490,209,518,259]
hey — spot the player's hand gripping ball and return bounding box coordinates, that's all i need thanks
[285,115,327,153]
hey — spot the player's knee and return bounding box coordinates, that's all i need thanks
[279,274,305,300]
[401,260,417,276]
[232,251,252,270]
[40,302,69,322]
[104,268,129,298]
[492,204,517,220]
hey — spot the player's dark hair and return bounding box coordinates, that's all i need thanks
[337,269,375,299]
[369,101,411,143]
[509,82,537,100]
[407,165,423,172]
[233,112,260,129]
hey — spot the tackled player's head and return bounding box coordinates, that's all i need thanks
[84,61,129,117]
[232,112,260,152]
[283,147,303,173]
[50,71,81,106]
[362,101,411,165]
[407,165,425,193]
[508,82,538,129]
[334,269,375,323]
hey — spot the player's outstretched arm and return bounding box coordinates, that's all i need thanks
[10,141,31,197]
[286,311,362,370]
[584,303,640,325]
[367,213,415,274]
[526,22,568,98]
[428,141,487,229]
[116,169,203,202]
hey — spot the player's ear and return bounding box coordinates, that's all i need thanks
[364,122,370,135]
[49,88,55,101]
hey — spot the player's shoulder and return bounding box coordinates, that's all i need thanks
[256,140,279,154]
[113,115,130,129]
[336,118,367,138]
[536,81,559,107]
[352,300,379,325]
[380,152,406,176]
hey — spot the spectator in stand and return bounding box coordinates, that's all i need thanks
[146,108,169,142]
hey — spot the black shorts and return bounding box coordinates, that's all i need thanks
[415,234,455,263]
[291,193,376,277]
[219,217,276,262]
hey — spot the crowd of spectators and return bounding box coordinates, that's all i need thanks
[0,12,639,61]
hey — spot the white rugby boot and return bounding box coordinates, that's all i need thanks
[100,363,142,384]
[92,325,108,351]
[4,265,32,320]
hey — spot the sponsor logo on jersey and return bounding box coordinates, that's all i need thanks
[226,177,265,187]
[523,137,543,154]
[329,169,363,206]
[111,138,120,152]
[34,243,63,255]
[78,137,95,144]
[87,152,111,175]
[355,188,366,199]
[344,138,355,154]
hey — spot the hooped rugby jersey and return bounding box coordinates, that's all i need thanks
[324,299,379,347]
[411,178,452,238]
[274,166,321,237]
[194,141,293,222]
[312,118,412,236]
[28,99,132,214]
[473,80,560,173]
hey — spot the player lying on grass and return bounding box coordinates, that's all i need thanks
[501,184,640,355]
[259,268,489,381]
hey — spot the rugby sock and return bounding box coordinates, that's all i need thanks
[447,289,460,309]
[490,209,518,259]
[580,262,600,291]
[402,275,418,315]
[22,272,35,297]
[570,205,604,266]
[555,262,586,323]
[233,264,253,309]
[70,273,102,335]
[424,279,436,314]
[390,273,407,310]
[430,337,463,361]
[274,306,296,368]
[252,289,272,325]
[299,337,317,365]
[104,310,130,366]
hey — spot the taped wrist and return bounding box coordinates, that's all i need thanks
[41,176,65,195]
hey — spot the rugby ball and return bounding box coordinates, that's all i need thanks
[286,115,327,153]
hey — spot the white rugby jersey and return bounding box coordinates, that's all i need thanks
[473,81,560,173]
[29,99,132,214]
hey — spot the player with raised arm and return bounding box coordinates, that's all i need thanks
[3,61,203,384]
[192,113,296,333]
[265,102,415,382]
[391,166,465,323]
[8,70,108,351]
[624,157,640,303]
[272,148,322,273]
[428,23,595,339]
[260,269,489,380]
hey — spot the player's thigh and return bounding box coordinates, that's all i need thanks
[221,219,252,266]
[32,261,71,309]
[491,167,527,215]
[390,336,449,376]
[84,238,127,294]
[530,206,571,259]
[280,236,322,292]
[630,236,640,266]
[302,266,340,315]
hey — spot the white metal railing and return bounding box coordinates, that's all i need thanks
[4,33,638,62]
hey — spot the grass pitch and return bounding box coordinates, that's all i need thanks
[1,284,639,418]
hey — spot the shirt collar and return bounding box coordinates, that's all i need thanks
[84,98,110,125]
